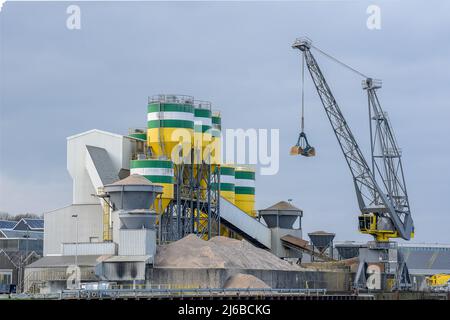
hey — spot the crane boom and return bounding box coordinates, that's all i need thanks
[292,38,414,241]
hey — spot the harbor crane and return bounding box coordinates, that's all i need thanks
[292,37,414,290]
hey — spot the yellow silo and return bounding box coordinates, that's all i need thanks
[130,159,174,214]
[206,111,222,166]
[193,101,212,164]
[213,165,235,204]
[147,95,194,161]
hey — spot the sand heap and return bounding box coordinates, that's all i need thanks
[223,273,270,289]
[155,234,298,270]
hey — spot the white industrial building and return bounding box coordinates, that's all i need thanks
[44,129,143,256]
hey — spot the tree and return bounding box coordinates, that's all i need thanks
[0,212,43,221]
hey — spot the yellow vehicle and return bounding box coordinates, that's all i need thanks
[426,274,450,287]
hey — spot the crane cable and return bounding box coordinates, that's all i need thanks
[300,45,369,133]
[311,44,369,79]
[301,52,305,132]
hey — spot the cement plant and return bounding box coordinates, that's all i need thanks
[1,37,449,302]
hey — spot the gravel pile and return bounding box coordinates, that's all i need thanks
[223,273,270,289]
[155,234,299,270]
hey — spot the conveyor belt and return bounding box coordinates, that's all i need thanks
[219,198,272,249]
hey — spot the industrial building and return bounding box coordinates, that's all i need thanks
[23,95,313,293]
[0,218,44,293]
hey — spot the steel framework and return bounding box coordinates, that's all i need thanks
[364,79,413,239]
[158,155,221,243]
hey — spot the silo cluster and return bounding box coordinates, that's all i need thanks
[128,94,256,231]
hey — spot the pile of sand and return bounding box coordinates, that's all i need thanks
[155,234,299,271]
[223,273,270,289]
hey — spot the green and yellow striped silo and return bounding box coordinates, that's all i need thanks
[130,159,174,214]
[193,101,212,163]
[147,95,194,160]
[128,131,147,141]
[212,165,235,204]
[234,166,256,217]
[207,111,222,166]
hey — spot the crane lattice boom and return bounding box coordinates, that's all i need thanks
[292,38,414,241]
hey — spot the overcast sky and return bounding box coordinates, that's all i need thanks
[1,1,449,243]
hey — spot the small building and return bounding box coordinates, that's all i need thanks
[308,231,335,260]
[0,219,43,292]
[259,201,303,259]
[24,255,107,293]
[0,229,44,254]
[43,129,143,256]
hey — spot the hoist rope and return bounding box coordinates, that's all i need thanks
[301,52,305,132]
[311,44,369,79]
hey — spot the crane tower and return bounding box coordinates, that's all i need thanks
[292,37,414,290]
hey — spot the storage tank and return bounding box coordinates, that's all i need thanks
[212,165,235,204]
[130,159,174,213]
[209,111,222,165]
[147,94,194,159]
[234,166,256,217]
[193,101,212,163]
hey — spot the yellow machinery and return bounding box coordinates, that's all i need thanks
[358,214,414,242]
[234,166,256,217]
[426,274,450,287]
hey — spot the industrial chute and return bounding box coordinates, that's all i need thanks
[290,51,316,157]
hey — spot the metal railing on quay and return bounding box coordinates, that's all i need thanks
[56,287,328,300]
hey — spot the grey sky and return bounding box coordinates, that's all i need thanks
[1,1,449,243]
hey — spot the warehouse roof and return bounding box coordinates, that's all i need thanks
[334,242,450,275]
[0,220,17,229]
[26,255,110,268]
[402,247,450,275]
[66,129,123,141]
[103,255,151,263]
[15,218,44,231]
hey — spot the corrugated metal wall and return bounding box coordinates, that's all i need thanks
[44,204,103,256]
[62,242,117,256]
[119,229,155,256]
